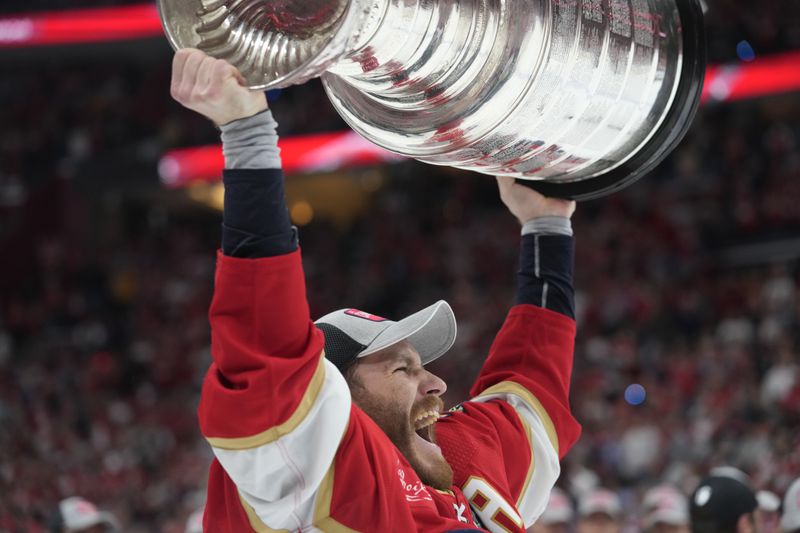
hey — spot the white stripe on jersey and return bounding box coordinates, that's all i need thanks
[473,382,561,528]
[211,358,351,531]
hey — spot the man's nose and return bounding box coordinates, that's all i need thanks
[420,369,447,397]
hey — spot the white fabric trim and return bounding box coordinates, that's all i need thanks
[471,392,561,527]
[541,282,549,308]
[211,359,351,531]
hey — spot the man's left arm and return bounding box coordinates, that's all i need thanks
[436,178,580,530]
[470,178,580,456]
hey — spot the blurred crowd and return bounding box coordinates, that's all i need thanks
[1,5,800,531]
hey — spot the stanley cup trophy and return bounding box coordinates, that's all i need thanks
[158,0,705,199]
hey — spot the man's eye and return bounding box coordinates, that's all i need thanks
[393,367,409,374]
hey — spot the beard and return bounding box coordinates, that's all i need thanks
[352,390,454,490]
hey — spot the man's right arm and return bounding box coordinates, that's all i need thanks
[170,49,352,531]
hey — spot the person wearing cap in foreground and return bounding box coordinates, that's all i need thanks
[690,475,760,532]
[172,48,581,532]
[782,478,800,533]
[576,488,623,533]
[528,487,574,533]
[709,466,782,533]
[49,497,119,533]
[641,485,690,533]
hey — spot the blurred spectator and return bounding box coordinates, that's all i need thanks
[641,485,690,533]
[183,508,203,533]
[528,487,574,533]
[576,489,622,533]
[756,490,781,533]
[51,497,118,533]
[782,479,800,533]
[689,476,758,533]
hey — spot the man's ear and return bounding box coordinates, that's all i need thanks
[736,513,755,533]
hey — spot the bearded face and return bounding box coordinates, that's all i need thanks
[346,341,454,490]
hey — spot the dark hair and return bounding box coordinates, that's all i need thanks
[692,511,754,533]
[340,358,362,389]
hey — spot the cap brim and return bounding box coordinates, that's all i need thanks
[645,510,688,528]
[67,512,119,531]
[358,300,456,365]
[541,508,573,524]
[756,491,780,512]
[581,507,618,519]
[783,514,800,532]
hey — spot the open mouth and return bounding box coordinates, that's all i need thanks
[413,409,440,444]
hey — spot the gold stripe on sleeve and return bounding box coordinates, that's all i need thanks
[313,462,361,533]
[238,492,290,533]
[474,381,559,453]
[207,354,327,450]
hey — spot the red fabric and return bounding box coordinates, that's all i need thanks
[204,406,486,532]
[199,249,324,439]
[469,305,582,459]
[326,406,483,532]
[204,461,257,533]
[437,400,532,513]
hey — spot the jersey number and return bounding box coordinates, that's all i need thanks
[462,477,523,533]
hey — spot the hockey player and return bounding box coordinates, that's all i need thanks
[170,47,581,532]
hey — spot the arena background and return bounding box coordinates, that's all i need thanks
[0,1,799,531]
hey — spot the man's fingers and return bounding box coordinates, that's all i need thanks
[231,66,248,87]
[213,60,241,90]
[496,176,515,198]
[496,175,514,188]
[176,50,206,102]
[170,48,194,100]
[184,51,207,100]
[170,49,266,124]
[197,55,218,95]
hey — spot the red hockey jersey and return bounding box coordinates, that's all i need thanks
[199,249,580,532]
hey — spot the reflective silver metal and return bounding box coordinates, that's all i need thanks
[158,0,704,199]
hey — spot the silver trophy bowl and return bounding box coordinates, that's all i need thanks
[158,0,705,199]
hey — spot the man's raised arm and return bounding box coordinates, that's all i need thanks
[436,178,580,529]
[171,49,351,532]
[469,176,581,456]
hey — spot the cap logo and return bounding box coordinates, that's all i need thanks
[657,494,674,509]
[344,309,387,322]
[75,501,97,515]
[695,486,712,507]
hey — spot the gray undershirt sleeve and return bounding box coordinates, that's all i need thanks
[521,216,573,237]
[219,109,282,170]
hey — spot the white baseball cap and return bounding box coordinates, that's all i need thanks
[782,478,800,532]
[710,466,751,486]
[315,300,457,371]
[642,485,689,528]
[578,488,621,518]
[185,507,204,533]
[58,497,118,532]
[540,487,574,524]
[756,490,780,513]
